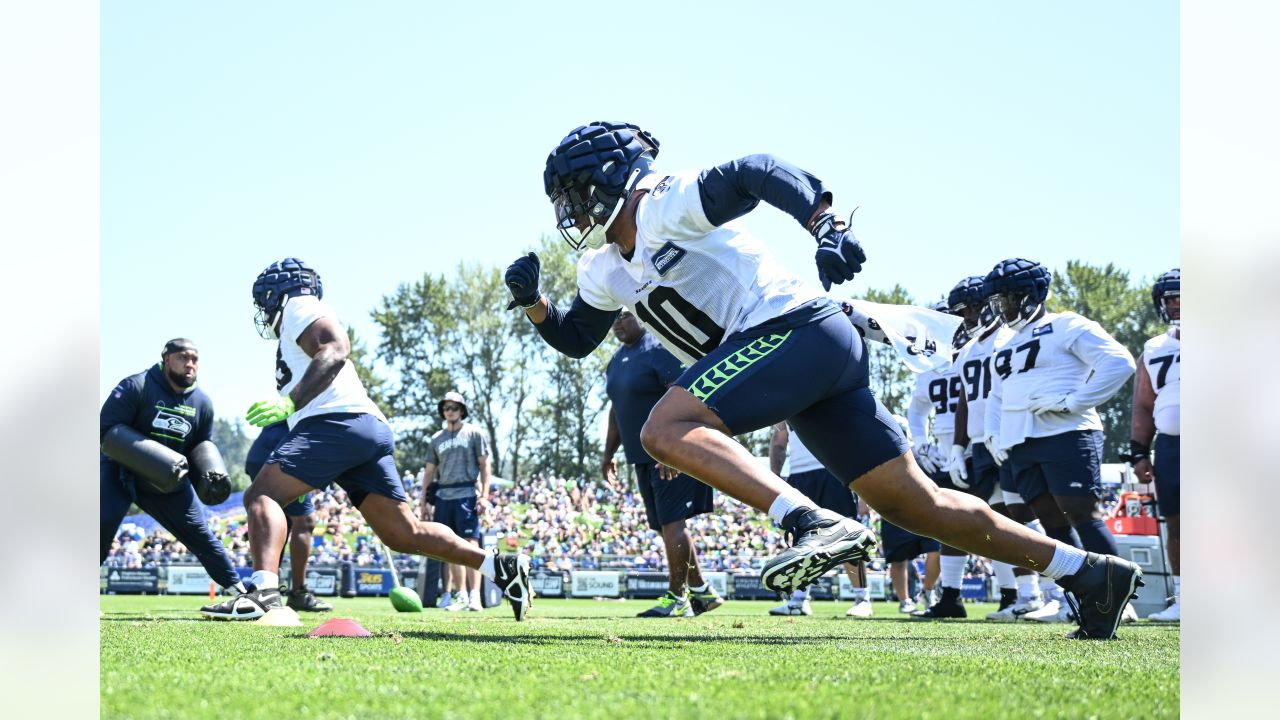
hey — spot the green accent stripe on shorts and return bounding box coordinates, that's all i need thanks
[688,331,792,402]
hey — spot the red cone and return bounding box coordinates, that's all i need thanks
[307,618,372,638]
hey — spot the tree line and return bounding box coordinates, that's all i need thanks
[216,252,1168,487]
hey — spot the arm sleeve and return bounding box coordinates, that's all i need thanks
[100,377,141,441]
[907,377,932,445]
[697,154,830,228]
[1067,322,1137,410]
[533,293,620,359]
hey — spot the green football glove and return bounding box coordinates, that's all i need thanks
[246,395,295,427]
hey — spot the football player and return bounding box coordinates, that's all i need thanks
[905,300,976,619]
[506,121,1141,639]
[1130,268,1180,622]
[202,259,532,620]
[982,258,1137,625]
[947,275,1045,621]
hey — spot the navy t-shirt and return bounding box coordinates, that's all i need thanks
[605,333,685,464]
[100,363,215,486]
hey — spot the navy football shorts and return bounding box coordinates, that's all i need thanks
[1007,429,1104,503]
[675,299,909,485]
[783,467,856,543]
[635,462,714,531]
[879,518,940,563]
[246,421,313,516]
[1153,433,1180,517]
[434,495,482,540]
[266,412,407,508]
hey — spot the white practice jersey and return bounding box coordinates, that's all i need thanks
[1143,328,1181,436]
[276,296,387,429]
[952,326,1014,446]
[908,366,960,449]
[985,311,1135,450]
[576,171,823,366]
[785,426,825,475]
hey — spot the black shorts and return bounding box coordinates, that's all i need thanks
[1007,430,1104,503]
[635,463,714,531]
[1153,434,1180,516]
[675,299,909,484]
[880,519,940,563]
[784,467,856,543]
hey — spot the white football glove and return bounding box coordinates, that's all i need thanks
[947,444,970,488]
[983,434,1008,466]
[1026,392,1080,417]
[913,442,938,474]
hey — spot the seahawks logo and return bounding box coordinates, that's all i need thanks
[651,175,674,197]
[151,410,193,438]
[652,241,686,276]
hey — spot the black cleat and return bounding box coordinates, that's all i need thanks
[911,587,968,620]
[286,588,333,613]
[200,587,282,621]
[1059,553,1143,640]
[761,508,877,593]
[493,551,533,621]
[996,588,1017,611]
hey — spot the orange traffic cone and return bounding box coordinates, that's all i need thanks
[209,580,216,601]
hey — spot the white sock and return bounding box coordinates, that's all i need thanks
[940,555,967,589]
[790,589,809,602]
[1015,574,1040,599]
[471,589,481,603]
[479,553,496,581]
[993,561,1017,589]
[689,582,708,593]
[768,488,812,524]
[1042,544,1087,579]
[250,570,279,591]
[1172,575,1180,599]
[852,587,870,601]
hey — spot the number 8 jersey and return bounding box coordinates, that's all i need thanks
[576,171,822,366]
[984,311,1135,450]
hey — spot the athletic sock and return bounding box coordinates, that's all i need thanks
[791,589,809,602]
[1073,518,1119,555]
[689,582,709,593]
[939,555,967,589]
[479,553,496,581]
[1042,544,1087,580]
[992,561,1016,589]
[768,489,812,524]
[250,570,279,592]
[852,587,870,601]
[1015,573,1040,600]
[470,589,482,605]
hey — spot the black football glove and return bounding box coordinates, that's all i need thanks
[811,211,866,291]
[504,252,542,310]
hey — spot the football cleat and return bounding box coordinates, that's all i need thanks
[911,587,967,620]
[761,508,877,593]
[898,599,917,614]
[769,598,812,616]
[467,591,483,612]
[285,589,333,613]
[845,598,873,618]
[493,551,533,621]
[201,587,282,621]
[1121,601,1139,624]
[637,591,695,618]
[1147,599,1180,622]
[445,599,466,612]
[1058,553,1143,639]
[1021,598,1073,624]
[689,586,724,615]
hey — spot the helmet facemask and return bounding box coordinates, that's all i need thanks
[553,166,646,252]
[1158,291,1180,326]
[988,291,1042,330]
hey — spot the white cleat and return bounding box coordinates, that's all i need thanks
[1147,599,1180,622]
[445,599,467,612]
[769,599,812,616]
[986,604,1019,622]
[1121,601,1139,624]
[1010,593,1045,618]
[898,599,917,614]
[1022,598,1074,624]
[845,599,873,618]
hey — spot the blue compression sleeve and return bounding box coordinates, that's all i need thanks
[534,293,620,359]
[697,154,831,228]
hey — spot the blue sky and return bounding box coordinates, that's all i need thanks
[100,1,1178,425]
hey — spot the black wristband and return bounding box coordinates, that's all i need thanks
[1127,440,1151,462]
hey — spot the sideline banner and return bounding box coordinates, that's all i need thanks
[838,571,888,600]
[105,567,159,594]
[355,568,393,595]
[165,566,213,594]
[531,571,565,598]
[570,570,621,598]
[728,574,776,600]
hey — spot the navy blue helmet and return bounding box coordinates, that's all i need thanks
[1152,267,1180,325]
[252,258,323,339]
[984,258,1051,330]
[947,275,996,334]
[544,121,659,251]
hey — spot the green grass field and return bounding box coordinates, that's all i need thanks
[100,595,1178,720]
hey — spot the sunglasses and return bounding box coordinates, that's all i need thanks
[442,404,463,412]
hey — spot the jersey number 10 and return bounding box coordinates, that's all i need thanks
[634,286,726,360]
